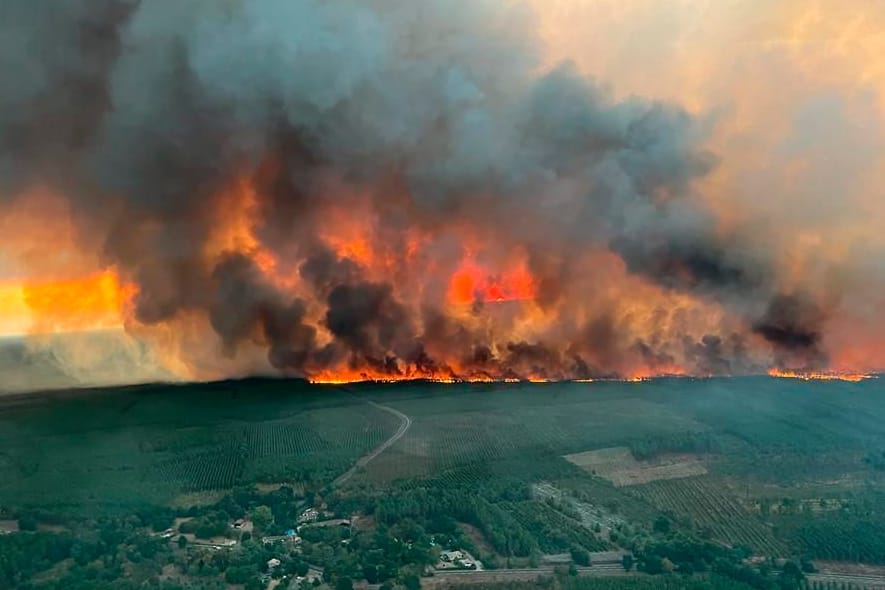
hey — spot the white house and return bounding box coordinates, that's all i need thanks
[440,550,464,562]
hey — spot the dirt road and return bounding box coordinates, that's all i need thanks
[423,564,636,588]
[331,401,411,488]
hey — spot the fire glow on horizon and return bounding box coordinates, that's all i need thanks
[767,368,876,383]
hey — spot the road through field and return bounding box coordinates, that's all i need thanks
[331,400,411,488]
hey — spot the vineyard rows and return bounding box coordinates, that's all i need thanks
[152,448,246,492]
[627,477,786,555]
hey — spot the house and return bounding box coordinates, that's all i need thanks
[441,550,464,562]
[261,534,302,545]
[267,558,281,570]
[232,518,246,529]
[298,508,319,523]
[191,538,237,549]
[436,549,484,572]
[295,566,324,585]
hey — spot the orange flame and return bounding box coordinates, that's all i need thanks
[767,368,875,382]
[448,258,536,305]
[206,177,279,278]
[0,270,135,336]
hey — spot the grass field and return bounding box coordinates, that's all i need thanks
[563,447,708,486]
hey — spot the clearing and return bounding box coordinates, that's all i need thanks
[563,446,707,486]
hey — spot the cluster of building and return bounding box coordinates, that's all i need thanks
[261,558,324,587]
[436,549,478,570]
[260,529,302,545]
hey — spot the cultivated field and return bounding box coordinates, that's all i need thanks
[563,446,708,486]
[627,476,786,555]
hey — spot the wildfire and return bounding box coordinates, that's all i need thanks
[206,177,280,279]
[448,258,537,305]
[767,368,876,382]
[0,270,135,336]
[307,364,526,385]
[2,176,877,389]
[4,183,878,387]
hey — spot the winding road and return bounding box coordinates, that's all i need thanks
[331,400,411,489]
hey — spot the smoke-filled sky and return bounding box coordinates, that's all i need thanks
[536,0,885,372]
[1,0,883,389]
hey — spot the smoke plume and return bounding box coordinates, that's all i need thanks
[1,0,881,387]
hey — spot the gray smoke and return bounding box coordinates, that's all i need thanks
[0,0,823,379]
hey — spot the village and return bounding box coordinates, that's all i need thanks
[147,500,498,590]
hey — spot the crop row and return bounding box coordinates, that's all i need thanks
[628,478,785,555]
[151,449,246,491]
[232,419,388,459]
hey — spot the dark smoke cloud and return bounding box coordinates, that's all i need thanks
[752,294,826,368]
[210,253,316,370]
[0,0,832,379]
[0,0,134,192]
[325,282,413,360]
[300,247,362,298]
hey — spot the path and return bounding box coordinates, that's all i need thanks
[331,400,411,488]
[422,565,637,588]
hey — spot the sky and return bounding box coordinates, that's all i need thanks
[535,0,885,369]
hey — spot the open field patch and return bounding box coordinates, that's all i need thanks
[564,446,707,486]
[169,490,229,508]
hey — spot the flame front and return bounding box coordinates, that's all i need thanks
[767,368,875,383]
[0,177,877,385]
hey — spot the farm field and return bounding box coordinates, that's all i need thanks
[563,446,708,486]
[625,476,787,555]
